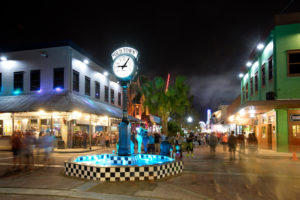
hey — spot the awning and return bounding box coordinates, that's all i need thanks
[149,114,161,124]
[0,92,140,122]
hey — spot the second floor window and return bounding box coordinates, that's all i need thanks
[255,72,258,92]
[73,70,79,92]
[118,92,121,106]
[268,56,273,80]
[288,50,300,76]
[95,81,100,99]
[53,68,64,89]
[105,86,109,102]
[14,71,24,91]
[250,77,253,95]
[30,70,40,91]
[261,64,266,87]
[110,89,115,104]
[85,76,90,96]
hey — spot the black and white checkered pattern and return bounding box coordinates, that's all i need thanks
[65,161,184,181]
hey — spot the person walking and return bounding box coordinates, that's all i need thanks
[23,130,36,169]
[222,133,228,152]
[209,132,218,156]
[11,131,22,169]
[228,131,237,160]
[154,132,161,154]
[238,132,246,155]
[186,132,194,157]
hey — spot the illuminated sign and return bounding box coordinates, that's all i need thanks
[111,47,139,60]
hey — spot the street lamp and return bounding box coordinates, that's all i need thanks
[187,116,193,123]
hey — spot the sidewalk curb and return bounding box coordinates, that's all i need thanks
[0,187,156,200]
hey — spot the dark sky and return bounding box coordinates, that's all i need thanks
[1,0,300,120]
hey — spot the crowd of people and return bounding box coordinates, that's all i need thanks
[11,130,55,170]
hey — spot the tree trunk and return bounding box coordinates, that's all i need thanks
[161,113,169,136]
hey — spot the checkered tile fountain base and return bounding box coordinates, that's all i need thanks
[64,160,184,181]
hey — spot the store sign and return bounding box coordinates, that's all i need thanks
[291,114,300,121]
[111,47,139,60]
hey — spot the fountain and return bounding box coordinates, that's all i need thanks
[64,47,183,181]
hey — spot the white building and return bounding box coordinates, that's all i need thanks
[0,41,138,148]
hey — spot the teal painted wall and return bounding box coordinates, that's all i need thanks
[275,24,300,99]
[276,109,288,152]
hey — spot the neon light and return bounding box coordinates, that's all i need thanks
[55,87,63,92]
[13,89,21,95]
[165,73,170,92]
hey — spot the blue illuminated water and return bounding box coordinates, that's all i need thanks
[73,154,174,166]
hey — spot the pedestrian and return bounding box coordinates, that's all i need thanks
[82,131,88,149]
[160,136,173,156]
[154,132,161,154]
[105,133,110,148]
[209,132,218,156]
[136,123,147,154]
[228,131,237,160]
[11,131,22,169]
[41,133,55,166]
[175,132,183,158]
[23,130,36,169]
[148,133,155,154]
[222,133,228,152]
[238,132,246,155]
[186,132,194,157]
[197,134,201,145]
[247,133,258,155]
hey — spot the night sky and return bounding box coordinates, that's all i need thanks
[1,0,300,120]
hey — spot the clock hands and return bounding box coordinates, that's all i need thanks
[118,58,129,69]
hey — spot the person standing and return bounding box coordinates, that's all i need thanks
[209,132,218,156]
[105,133,110,148]
[238,132,246,155]
[148,133,155,154]
[175,132,183,158]
[154,132,161,154]
[228,131,237,160]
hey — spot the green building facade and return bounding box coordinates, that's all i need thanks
[239,14,300,152]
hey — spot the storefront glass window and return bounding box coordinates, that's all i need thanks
[292,125,300,137]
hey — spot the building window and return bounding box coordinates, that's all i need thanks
[85,76,90,96]
[73,70,79,92]
[261,64,266,87]
[118,92,121,106]
[110,89,115,104]
[14,71,24,91]
[95,81,100,99]
[292,125,300,137]
[268,56,273,80]
[105,86,109,102]
[250,77,253,95]
[30,70,40,91]
[245,83,248,99]
[242,87,245,101]
[255,72,258,92]
[53,68,64,89]
[288,50,300,76]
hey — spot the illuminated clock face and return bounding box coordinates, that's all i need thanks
[112,55,135,79]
